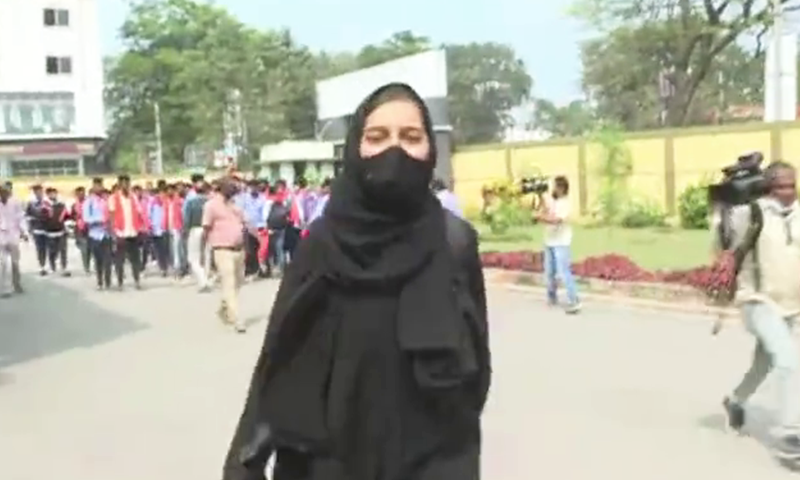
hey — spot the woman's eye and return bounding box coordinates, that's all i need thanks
[364,130,388,143]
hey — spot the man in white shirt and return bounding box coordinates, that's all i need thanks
[535,175,580,313]
[0,181,27,296]
[719,161,800,457]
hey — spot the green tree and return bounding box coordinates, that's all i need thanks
[314,51,359,80]
[107,0,315,170]
[356,31,432,68]
[572,0,794,128]
[446,43,533,144]
[530,99,597,137]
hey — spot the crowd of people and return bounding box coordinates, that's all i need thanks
[0,172,333,329]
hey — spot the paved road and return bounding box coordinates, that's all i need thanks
[0,245,796,479]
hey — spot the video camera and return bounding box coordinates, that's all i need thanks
[519,176,549,195]
[707,152,767,207]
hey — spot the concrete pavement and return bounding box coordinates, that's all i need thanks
[0,245,796,479]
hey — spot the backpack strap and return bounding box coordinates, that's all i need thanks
[749,201,763,292]
[732,201,763,292]
[444,209,464,269]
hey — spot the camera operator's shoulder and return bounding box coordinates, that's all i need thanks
[444,210,479,261]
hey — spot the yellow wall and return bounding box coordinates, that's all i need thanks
[452,121,800,215]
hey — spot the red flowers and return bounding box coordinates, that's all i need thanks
[481,251,730,294]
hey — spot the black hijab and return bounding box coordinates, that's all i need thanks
[321,83,441,282]
[319,84,474,373]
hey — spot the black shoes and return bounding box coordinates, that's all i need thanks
[723,397,746,432]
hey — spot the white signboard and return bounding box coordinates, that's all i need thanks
[315,49,448,120]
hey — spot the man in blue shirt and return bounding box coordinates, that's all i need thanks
[82,178,112,290]
[307,177,332,225]
[182,173,204,215]
[242,180,266,278]
[147,185,170,276]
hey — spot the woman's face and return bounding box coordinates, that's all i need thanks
[359,99,430,161]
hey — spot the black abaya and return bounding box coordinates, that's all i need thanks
[222,83,490,480]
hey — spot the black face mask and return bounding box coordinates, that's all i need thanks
[353,146,432,214]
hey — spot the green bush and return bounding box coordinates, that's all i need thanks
[620,199,667,228]
[486,200,530,234]
[592,125,633,226]
[678,183,709,229]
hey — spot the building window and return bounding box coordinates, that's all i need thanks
[46,56,72,75]
[10,159,79,178]
[43,8,69,26]
[44,8,69,27]
[333,143,345,160]
[0,91,76,135]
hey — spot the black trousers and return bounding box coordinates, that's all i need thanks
[75,233,91,273]
[284,227,300,258]
[151,234,170,274]
[140,235,155,267]
[114,236,142,286]
[33,233,47,268]
[46,234,67,271]
[90,237,112,288]
[244,231,260,277]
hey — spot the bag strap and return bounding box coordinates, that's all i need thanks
[732,201,763,292]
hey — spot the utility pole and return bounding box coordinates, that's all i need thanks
[153,101,163,175]
[773,0,784,122]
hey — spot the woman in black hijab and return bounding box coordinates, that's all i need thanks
[222,83,490,480]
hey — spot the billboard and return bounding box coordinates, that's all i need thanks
[315,49,448,121]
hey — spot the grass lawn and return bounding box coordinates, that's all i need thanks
[476,223,713,271]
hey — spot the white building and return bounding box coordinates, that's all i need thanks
[0,0,105,179]
[259,140,338,185]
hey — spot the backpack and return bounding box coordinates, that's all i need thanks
[733,201,764,291]
[713,201,763,305]
[267,201,290,230]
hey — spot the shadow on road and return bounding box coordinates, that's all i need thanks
[0,275,148,370]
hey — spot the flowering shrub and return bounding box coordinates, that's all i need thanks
[481,251,735,298]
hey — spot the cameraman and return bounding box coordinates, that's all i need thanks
[534,175,580,314]
[721,161,800,457]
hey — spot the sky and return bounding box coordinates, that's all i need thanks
[98,0,586,104]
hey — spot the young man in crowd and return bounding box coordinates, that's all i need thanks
[266,183,290,276]
[0,181,27,297]
[184,173,204,203]
[107,174,145,290]
[25,184,49,276]
[83,178,113,290]
[183,181,211,291]
[165,183,186,278]
[202,177,246,333]
[242,179,266,280]
[307,177,332,226]
[71,186,91,275]
[146,183,170,276]
[43,187,71,277]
